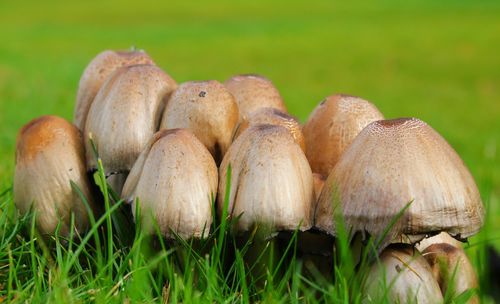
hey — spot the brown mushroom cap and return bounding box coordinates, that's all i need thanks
[224,74,287,122]
[416,232,464,252]
[316,118,484,249]
[84,64,177,175]
[364,244,443,303]
[159,80,239,164]
[312,173,325,203]
[303,94,384,178]
[122,129,217,239]
[218,124,314,236]
[233,107,306,152]
[74,49,155,130]
[422,243,479,303]
[14,116,96,236]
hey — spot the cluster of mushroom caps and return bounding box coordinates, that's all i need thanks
[13,49,484,302]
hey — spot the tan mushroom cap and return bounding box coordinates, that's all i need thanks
[14,115,96,236]
[233,107,306,152]
[84,64,177,174]
[218,124,314,235]
[160,80,239,164]
[74,49,155,130]
[303,94,384,178]
[422,243,479,303]
[316,118,484,249]
[312,173,325,203]
[122,129,217,239]
[416,232,463,252]
[224,74,287,122]
[364,244,443,303]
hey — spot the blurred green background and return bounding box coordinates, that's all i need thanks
[0,0,498,246]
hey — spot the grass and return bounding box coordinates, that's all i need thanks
[0,0,499,302]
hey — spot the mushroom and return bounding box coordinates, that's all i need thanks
[224,74,287,123]
[416,232,463,252]
[14,116,96,237]
[74,49,155,130]
[422,243,479,303]
[218,124,313,282]
[159,80,239,164]
[84,64,177,193]
[218,124,314,235]
[316,118,484,250]
[121,129,217,239]
[303,94,384,177]
[232,107,305,152]
[312,173,325,203]
[364,244,443,303]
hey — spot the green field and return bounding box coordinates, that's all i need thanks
[0,0,499,302]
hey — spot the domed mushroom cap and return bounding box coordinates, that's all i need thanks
[303,94,384,178]
[316,118,484,248]
[364,244,443,303]
[74,49,155,130]
[122,129,217,239]
[160,80,239,164]
[224,74,287,122]
[416,232,463,252]
[84,64,177,175]
[233,107,305,152]
[422,243,479,303]
[218,124,314,235]
[14,116,96,236]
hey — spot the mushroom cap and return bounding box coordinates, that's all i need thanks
[312,173,325,203]
[422,243,479,303]
[224,74,287,122]
[364,244,443,303]
[122,129,217,239]
[218,124,314,235]
[84,64,177,174]
[160,80,239,164]
[14,115,96,236]
[416,232,464,252]
[316,118,484,249]
[233,107,306,152]
[303,94,384,178]
[74,49,155,130]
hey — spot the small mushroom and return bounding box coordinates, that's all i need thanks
[416,232,463,252]
[84,64,177,193]
[233,107,305,152]
[218,124,313,236]
[224,74,287,123]
[422,243,479,303]
[122,129,217,239]
[159,80,239,164]
[364,244,443,303]
[74,49,155,130]
[14,116,96,237]
[316,118,484,250]
[303,94,384,177]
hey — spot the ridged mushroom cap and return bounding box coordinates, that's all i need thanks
[316,118,484,249]
[364,244,443,303]
[224,74,287,122]
[303,94,384,178]
[233,107,305,152]
[122,129,217,239]
[14,116,96,236]
[84,64,177,174]
[218,124,314,236]
[422,243,479,303]
[74,49,155,130]
[160,80,239,164]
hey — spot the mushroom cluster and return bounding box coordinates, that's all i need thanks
[12,48,484,301]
